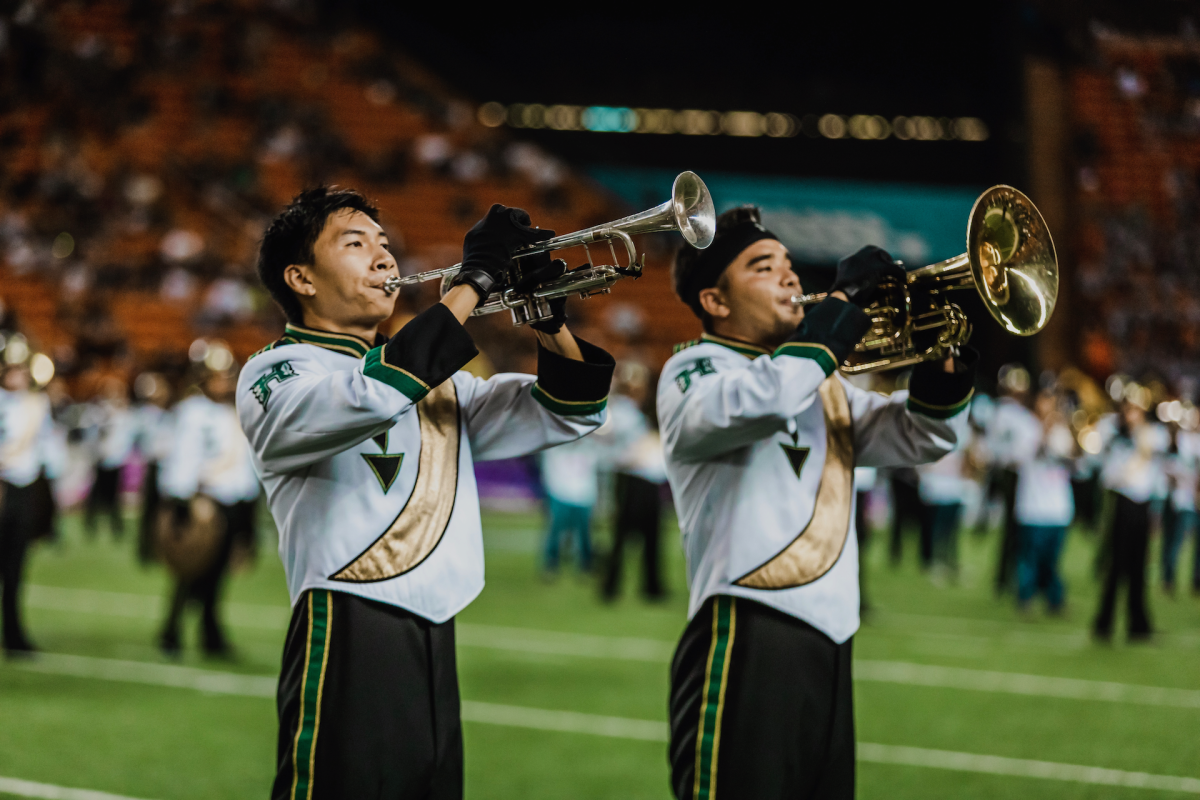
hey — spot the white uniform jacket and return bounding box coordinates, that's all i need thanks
[0,389,57,488]
[658,298,973,643]
[159,393,260,506]
[237,304,614,622]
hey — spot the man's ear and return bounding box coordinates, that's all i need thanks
[698,287,731,321]
[283,264,316,298]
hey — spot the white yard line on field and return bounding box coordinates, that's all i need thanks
[854,660,1200,708]
[6,653,1199,794]
[857,743,1200,794]
[0,775,154,800]
[23,585,1200,710]
[13,652,276,697]
[22,585,1200,709]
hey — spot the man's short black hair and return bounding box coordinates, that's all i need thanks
[671,206,765,333]
[257,186,381,324]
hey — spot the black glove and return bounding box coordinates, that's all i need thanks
[830,245,905,308]
[454,205,555,305]
[530,297,568,334]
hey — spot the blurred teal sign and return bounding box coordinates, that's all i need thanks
[590,167,984,267]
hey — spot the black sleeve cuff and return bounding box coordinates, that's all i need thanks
[907,345,978,419]
[363,303,478,401]
[530,336,616,416]
[773,297,871,376]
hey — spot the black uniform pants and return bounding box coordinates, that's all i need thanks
[994,468,1020,593]
[85,466,124,537]
[272,590,463,800]
[162,499,255,651]
[670,596,855,800]
[1094,493,1153,638]
[603,472,664,598]
[888,470,920,565]
[138,461,160,564]
[0,481,36,650]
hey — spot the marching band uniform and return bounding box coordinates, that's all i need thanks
[238,307,613,799]
[539,435,601,574]
[134,397,173,564]
[157,388,260,655]
[85,393,136,538]
[1161,428,1200,593]
[602,390,668,600]
[1094,418,1167,640]
[0,382,57,653]
[1012,413,1075,611]
[987,391,1033,592]
[660,311,973,799]
[916,445,969,573]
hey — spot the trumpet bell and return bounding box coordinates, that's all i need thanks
[967,185,1058,337]
[671,171,716,249]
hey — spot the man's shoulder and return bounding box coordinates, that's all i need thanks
[661,343,743,396]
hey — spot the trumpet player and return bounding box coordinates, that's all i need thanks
[659,206,977,800]
[238,187,614,800]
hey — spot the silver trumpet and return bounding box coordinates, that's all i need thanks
[382,171,715,326]
[788,185,1058,374]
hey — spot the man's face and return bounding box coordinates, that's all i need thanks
[700,239,803,345]
[290,209,398,329]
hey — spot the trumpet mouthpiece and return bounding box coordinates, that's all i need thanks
[382,276,401,296]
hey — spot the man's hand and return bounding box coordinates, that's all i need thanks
[830,245,906,308]
[453,205,555,306]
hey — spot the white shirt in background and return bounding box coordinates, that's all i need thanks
[540,437,602,507]
[1015,422,1076,527]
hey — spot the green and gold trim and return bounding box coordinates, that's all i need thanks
[363,346,431,402]
[531,383,607,416]
[693,596,736,800]
[673,334,770,359]
[248,335,299,361]
[284,324,372,359]
[907,389,974,420]
[290,590,332,800]
[701,333,769,359]
[773,341,839,376]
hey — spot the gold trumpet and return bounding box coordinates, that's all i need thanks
[791,185,1058,374]
[383,171,716,326]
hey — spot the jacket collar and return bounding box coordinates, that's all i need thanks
[700,333,770,359]
[283,323,378,359]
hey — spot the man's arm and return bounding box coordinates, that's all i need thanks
[847,349,977,467]
[458,337,614,462]
[659,298,870,463]
[238,303,477,473]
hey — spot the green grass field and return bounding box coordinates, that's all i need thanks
[0,507,1198,799]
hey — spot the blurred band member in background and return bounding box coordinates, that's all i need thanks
[853,466,876,611]
[1013,390,1076,614]
[887,466,921,565]
[157,345,260,657]
[0,345,58,655]
[602,360,667,601]
[239,188,614,800]
[916,444,968,579]
[988,364,1033,594]
[1094,396,1164,641]
[538,434,600,577]
[1161,423,1200,595]
[660,209,976,800]
[85,375,135,540]
[133,372,173,565]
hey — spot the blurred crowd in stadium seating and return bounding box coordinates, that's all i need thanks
[0,0,655,398]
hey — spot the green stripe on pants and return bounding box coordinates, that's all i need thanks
[693,596,736,800]
[292,591,332,800]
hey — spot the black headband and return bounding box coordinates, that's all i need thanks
[679,219,780,314]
